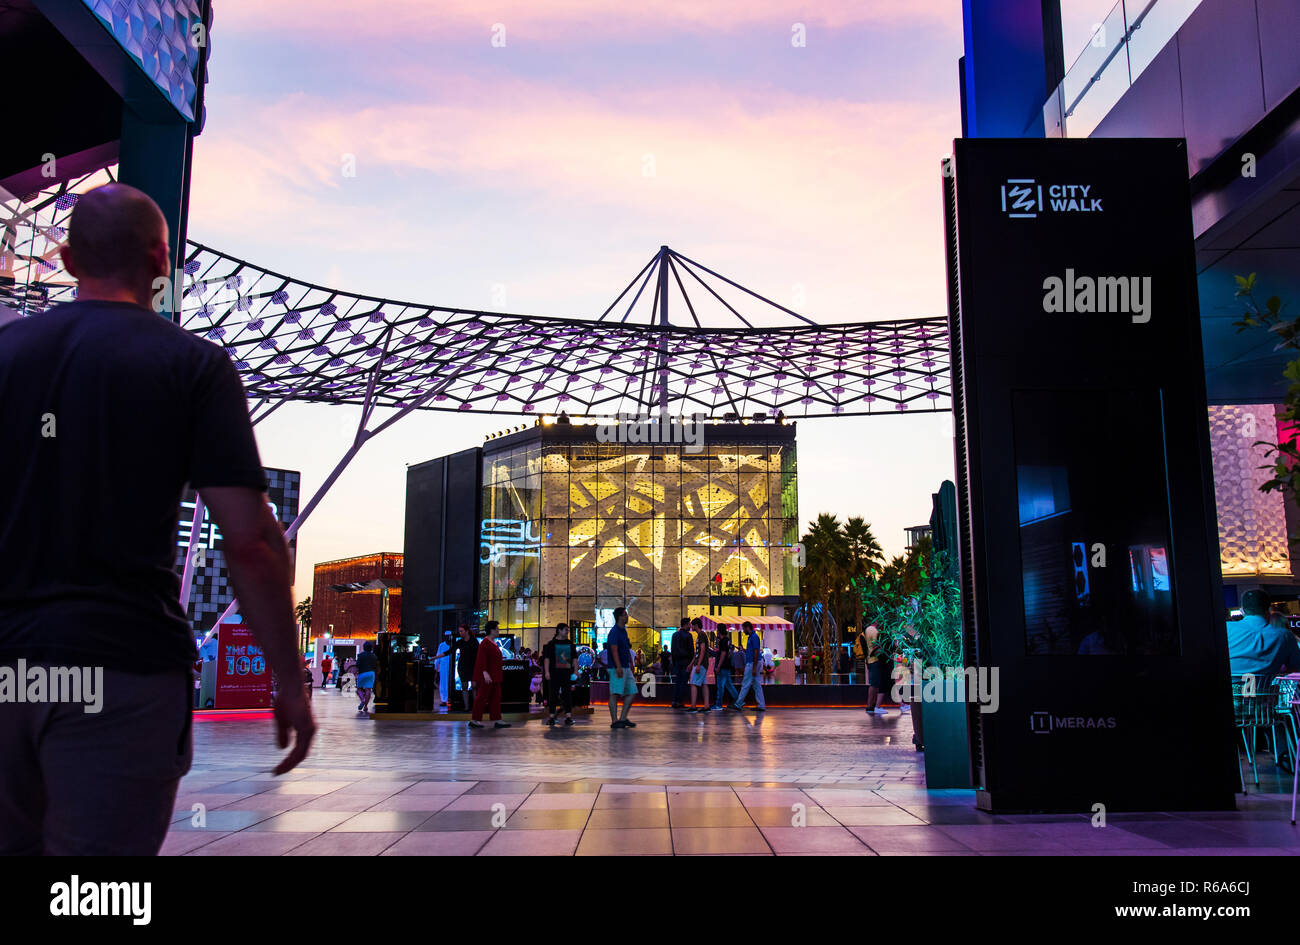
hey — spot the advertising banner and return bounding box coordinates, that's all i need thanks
[215,622,272,709]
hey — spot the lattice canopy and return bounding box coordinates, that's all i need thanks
[2,168,950,419]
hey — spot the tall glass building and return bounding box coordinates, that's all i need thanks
[415,419,800,654]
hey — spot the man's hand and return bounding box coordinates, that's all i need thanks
[483,671,492,684]
[272,686,316,776]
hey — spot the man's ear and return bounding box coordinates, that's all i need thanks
[150,238,171,278]
[59,243,78,279]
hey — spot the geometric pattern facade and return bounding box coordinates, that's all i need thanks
[479,427,798,652]
[82,0,206,120]
[1208,404,1292,578]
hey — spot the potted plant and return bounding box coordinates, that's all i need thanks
[855,550,971,788]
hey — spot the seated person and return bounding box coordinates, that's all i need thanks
[1228,590,1300,681]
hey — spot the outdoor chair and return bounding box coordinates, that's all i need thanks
[1231,675,1291,792]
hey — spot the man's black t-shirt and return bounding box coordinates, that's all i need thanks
[0,301,266,673]
[671,627,694,663]
[355,651,379,675]
[542,638,575,679]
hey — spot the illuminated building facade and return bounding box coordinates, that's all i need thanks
[403,420,800,654]
[311,553,404,644]
[476,420,799,652]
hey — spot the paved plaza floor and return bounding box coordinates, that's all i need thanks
[163,690,1300,855]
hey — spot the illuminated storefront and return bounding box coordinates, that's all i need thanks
[472,419,799,652]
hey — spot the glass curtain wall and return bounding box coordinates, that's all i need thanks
[481,436,798,653]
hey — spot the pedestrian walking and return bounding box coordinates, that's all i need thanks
[731,621,767,712]
[469,621,511,729]
[712,624,740,709]
[454,623,478,712]
[542,623,577,726]
[0,183,312,854]
[354,642,378,715]
[686,618,711,712]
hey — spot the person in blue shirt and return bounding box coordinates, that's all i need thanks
[606,607,638,729]
[1229,590,1300,681]
[730,621,767,711]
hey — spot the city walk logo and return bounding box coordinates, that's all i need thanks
[1042,269,1152,324]
[1000,179,1103,218]
[890,661,999,713]
[595,412,705,453]
[50,876,151,926]
[0,660,103,713]
[1030,711,1118,734]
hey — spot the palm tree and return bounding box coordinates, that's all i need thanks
[294,596,312,652]
[840,517,886,635]
[844,517,886,577]
[800,513,849,683]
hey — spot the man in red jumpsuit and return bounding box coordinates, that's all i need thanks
[469,621,512,729]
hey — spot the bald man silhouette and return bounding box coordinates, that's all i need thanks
[0,183,314,854]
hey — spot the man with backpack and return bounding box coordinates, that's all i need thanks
[712,624,740,709]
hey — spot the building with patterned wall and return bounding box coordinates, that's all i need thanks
[476,419,799,653]
[173,467,300,636]
[311,553,404,644]
[1208,404,1294,585]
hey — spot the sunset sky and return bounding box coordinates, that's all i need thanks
[187,1,1115,596]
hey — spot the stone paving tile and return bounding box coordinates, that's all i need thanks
[381,831,495,855]
[442,793,530,812]
[518,792,598,811]
[594,791,668,809]
[503,809,591,830]
[288,832,405,855]
[586,808,671,829]
[804,789,899,807]
[332,811,435,832]
[159,831,232,855]
[170,809,284,831]
[362,793,457,813]
[478,829,583,855]
[465,781,539,795]
[669,806,755,827]
[848,825,976,853]
[760,826,872,854]
[245,811,353,832]
[824,806,927,826]
[399,781,477,795]
[214,792,308,811]
[266,781,354,795]
[417,810,509,831]
[666,791,743,808]
[577,828,673,856]
[744,805,841,827]
[188,832,318,855]
[671,827,772,855]
[935,824,1072,853]
[292,794,374,813]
